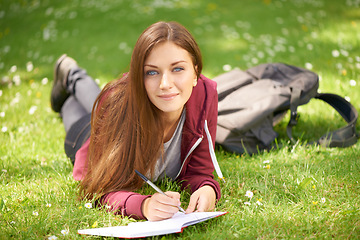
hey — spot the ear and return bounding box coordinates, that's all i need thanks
[193,79,198,87]
[193,65,198,87]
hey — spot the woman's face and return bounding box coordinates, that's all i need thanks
[144,42,197,120]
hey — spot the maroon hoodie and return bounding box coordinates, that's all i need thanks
[73,74,221,219]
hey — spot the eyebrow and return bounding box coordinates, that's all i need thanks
[144,60,188,68]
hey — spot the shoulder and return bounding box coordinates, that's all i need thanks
[199,74,217,92]
[189,73,217,99]
[200,74,217,88]
[191,74,217,99]
[186,74,218,125]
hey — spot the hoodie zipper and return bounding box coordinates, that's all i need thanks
[204,120,225,183]
[175,136,203,179]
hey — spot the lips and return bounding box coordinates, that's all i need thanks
[158,93,179,101]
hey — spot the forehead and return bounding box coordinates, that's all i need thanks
[145,42,193,65]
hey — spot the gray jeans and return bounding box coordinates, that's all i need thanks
[62,68,101,164]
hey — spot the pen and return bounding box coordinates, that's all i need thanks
[135,170,186,214]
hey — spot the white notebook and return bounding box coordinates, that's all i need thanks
[78,211,227,238]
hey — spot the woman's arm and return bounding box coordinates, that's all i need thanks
[101,191,150,219]
[178,78,221,207]
[74,139,181,220]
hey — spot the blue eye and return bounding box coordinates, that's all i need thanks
[146,70,158,76]
[173,67,184,72]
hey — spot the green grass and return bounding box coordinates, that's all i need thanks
[1,0,360,239]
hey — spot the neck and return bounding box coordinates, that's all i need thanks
[162,107,183,143]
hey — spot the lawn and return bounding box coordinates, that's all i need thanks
[1,0,360,239]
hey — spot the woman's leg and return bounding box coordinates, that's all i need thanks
[51,54,101,117]
[63,111,91,164]
[62,68,102,163]
[61,96,88,132]
[55,57,101,133]
[66,67,101,113]
[51,54,101,163]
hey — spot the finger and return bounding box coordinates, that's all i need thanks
[148,212,175,221]
[195,198,207,212]
[164,191,181,206]
[186,195,199,214]
[146,195,179,221]
[154,202,179,214]
[150,208,177,221]
[164,191,180,199]
[152,194,180,213]
[156,192,181,208]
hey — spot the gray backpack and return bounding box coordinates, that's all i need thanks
[214,63,359,155]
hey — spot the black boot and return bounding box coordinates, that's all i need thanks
[51,54,78,112]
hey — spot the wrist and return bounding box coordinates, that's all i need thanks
[141,197,151,220]
[201,183,218,199]
[202,184,216,194]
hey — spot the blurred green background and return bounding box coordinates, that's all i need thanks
[1,0,359,142]
[1,0,359,84]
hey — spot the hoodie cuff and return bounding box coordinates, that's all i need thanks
[123,194,151,220]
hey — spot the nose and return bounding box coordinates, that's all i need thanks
[159,72,172,89]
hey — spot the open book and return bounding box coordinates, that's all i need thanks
[78,211,227,238]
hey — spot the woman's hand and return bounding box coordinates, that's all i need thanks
[141,191,181,221]
[185,185,216,213]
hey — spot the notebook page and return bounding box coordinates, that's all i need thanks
[78,211,227,238]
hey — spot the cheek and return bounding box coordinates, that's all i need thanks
[179,76,195,98]
[183,73,196,91]
[143,81,157,107]
[144,79,155,96]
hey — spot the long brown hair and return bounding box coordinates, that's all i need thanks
[79,21,203,200]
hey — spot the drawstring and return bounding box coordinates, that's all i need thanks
[204,120,225,183]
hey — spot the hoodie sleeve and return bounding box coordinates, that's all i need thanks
[73,141,150,220]
[101,192,150,220]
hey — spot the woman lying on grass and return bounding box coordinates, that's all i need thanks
[50,21,222,221]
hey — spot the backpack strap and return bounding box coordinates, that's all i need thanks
[286,87,301,143]
[286,91,359,147]
[315,93,359,147]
